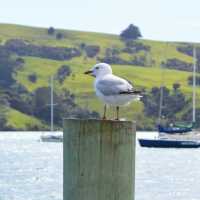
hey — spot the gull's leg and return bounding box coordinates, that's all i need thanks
[102,104,107,120]
[115,106,119,120]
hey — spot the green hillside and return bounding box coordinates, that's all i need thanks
[0,23,199,130]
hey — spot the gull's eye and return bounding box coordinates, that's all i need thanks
[96,67,99,70]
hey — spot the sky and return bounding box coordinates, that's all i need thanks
[1,0,200,42]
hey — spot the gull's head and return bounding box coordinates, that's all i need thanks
[84,63,112,78]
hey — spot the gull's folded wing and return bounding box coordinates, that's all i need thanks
[96,77,135,96]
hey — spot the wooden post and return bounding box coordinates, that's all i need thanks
[63,119,136,200]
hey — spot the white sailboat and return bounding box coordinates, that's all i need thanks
[40,76,63,142]
[138,46,200,148]
[158,47,196,134]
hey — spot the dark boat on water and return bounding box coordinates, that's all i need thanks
[158,124,192,134]
[40,134,63,142]
[138,138,200,148]
[156,48,197,135]
[139,47,198,148]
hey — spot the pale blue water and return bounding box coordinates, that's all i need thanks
[0,132,62,200]
[136,132,200,200]
[0,132,200,200]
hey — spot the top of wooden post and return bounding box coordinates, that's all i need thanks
[63,118,136,136]
[63,118,135,124]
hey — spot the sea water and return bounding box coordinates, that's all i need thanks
[0,132,200,200]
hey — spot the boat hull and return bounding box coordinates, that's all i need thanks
[158,125,192,134]
[40,135,63,143]
[138,138,200,148]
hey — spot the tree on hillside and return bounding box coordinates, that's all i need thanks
[0,48,18,87]
[56,65,71,84]
[33,87,99,126]
[120,24,142,40]
[0,110,7,130]
[28,73,37,83]
[173,83,181,91]
[188,75,200,86]
[142,86,188,123]
[84,45,100,58]
[0,94,9,130]
[6,85,34,115]
[47,27,55,35]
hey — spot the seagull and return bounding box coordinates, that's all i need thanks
[84,63,142,120]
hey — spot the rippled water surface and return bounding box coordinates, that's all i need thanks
[0,132,200,200]
[0,132,62,200]
[136,132,200,200]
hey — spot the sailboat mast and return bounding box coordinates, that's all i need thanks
[50,75,54,132]
[192,47,196,124]
[158,45,166,124]
[158,80,164,124]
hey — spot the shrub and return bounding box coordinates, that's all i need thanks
[56,65,72,84]
[173,83,181,91]
[5,86,34,115]
[142,86,188,122]
[182,108,200,127]
[33,87,99,125]
[5,39,81,60]
[162,58,193,72]
[84,45,100,57]
[98,53,151,67]
[79,43,86,50]
[16,57,25,64]
[56,32,64,40]
[122,41,150,53]
[130,56,146,66]
[188,75,200,86]
[98,56,127,65]
[177,45,194,56]
[28,73,37,83]
[0,46,20,87]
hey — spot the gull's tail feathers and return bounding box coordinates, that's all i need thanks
[119,90,142,95]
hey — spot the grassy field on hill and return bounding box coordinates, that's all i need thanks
[0,23,199,130]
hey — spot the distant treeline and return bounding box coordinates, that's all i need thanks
[5,39,81,60]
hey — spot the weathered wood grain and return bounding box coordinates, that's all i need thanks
[63,119,136,200]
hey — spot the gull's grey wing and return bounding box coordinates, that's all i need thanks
[96,78,133,96]
[125,78,133,86]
